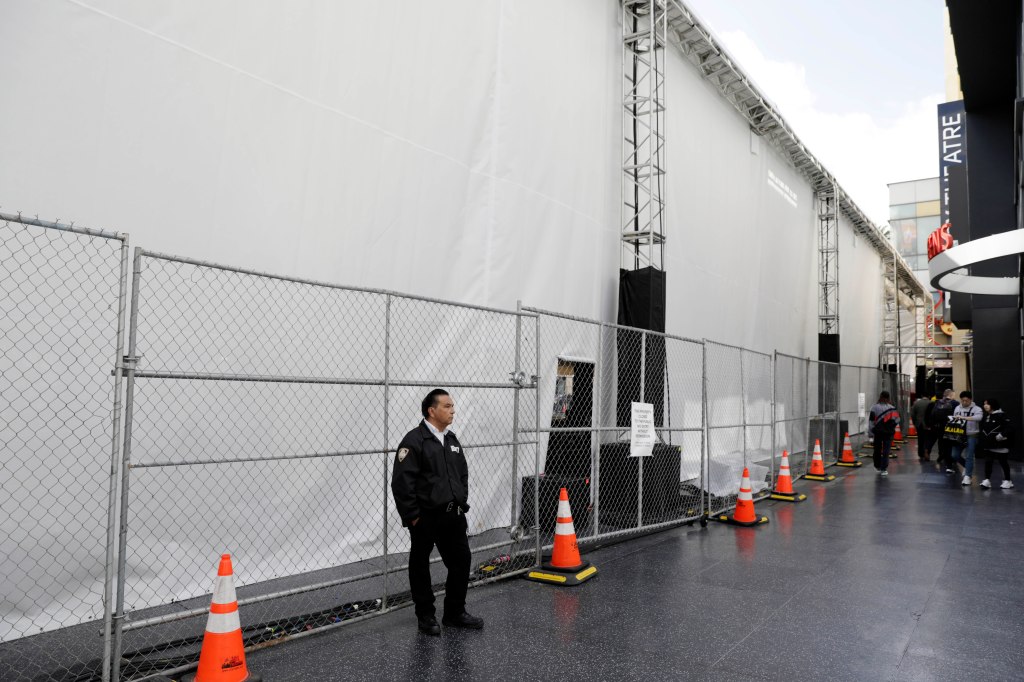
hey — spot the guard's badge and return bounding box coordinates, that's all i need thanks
[451,446,460,453]
[397,448,410,462]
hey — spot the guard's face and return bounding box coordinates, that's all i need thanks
[430,396,455,428]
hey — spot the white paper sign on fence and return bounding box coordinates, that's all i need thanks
[630,401,655,457]
[857,393,866,418]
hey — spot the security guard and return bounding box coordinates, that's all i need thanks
[391,389,484,635]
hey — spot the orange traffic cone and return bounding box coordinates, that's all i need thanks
[907,423,918,439]
[801,439,836,482]
[183,554,261,682]
[836,432,863,468]
[713,467,769,526]
[894,424,904,443]
[524,488,597,586]
[770,450,807,502]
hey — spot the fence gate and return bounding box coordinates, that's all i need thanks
[110,250,538,680]
[0,213,128,682]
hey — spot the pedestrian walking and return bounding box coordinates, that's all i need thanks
[869,391,900,476]
[949,390,984,485]
[391,389,484,635]
[931,389,957,472]
[911,393,932,461]
[980,398,1014,490]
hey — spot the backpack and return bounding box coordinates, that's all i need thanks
[930,399,954,430]
[874,406,898,438]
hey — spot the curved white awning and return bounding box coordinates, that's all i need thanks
[929,229,1024,295]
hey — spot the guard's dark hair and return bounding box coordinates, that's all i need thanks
[879,391,890,402]
[960,390,972,399]
[985,398,1001,410]
[422,389,450,419]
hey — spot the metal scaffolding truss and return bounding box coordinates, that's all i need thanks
[621,0,667,271]
[818,183,839,335]
[880,249,902,371]
[660,0,926,303]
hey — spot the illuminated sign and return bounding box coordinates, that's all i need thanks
[926,222,953,261]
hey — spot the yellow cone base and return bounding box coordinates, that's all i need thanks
[801,473,836,482]
[770,490,807,502]
[835,460,863,468]
[524,561,597,587]
[711,514,769,527]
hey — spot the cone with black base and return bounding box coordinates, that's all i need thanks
[907,423,918,439]
[712,467,769,526]
[770,451,807,502]
[801,440,836,482]
[835,432,862,468]
[182,554,261,682]
[524,488,597,586]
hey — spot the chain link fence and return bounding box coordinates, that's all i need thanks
[110,250,539,680]
[1,213,912,681]
[525,309,706,547]
[0,213,128,682]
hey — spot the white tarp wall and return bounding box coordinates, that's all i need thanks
[1,0,899,634]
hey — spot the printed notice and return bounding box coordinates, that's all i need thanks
[857,393,866,419]
[630,402,655,457]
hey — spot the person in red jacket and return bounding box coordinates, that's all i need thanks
[869,391,900,476]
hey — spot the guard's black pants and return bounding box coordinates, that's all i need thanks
[408,511,471,619]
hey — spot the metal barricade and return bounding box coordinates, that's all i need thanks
[0,213,129,682]
[109,250,539,680]
[2,210,927,681]
[773,353,811,479]
[524,308,705,546]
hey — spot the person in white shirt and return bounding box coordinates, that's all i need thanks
[950,390,984,485]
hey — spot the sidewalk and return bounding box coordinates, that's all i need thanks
[244,457,1024,681]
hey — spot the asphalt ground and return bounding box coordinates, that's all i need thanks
[238,453,1024,681]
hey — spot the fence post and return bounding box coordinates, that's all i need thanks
[594,322,603,537]
[382,294,391,611]
[100,238,130,682]
[739,349,748,467]
[835,362,842,464]
[534,313,542,565]
[510,301,522,529]
[701,340,710,519]
[111,248,143,682]
[770,350,777,484]
[638,331,646,528]
[804,357,812,478]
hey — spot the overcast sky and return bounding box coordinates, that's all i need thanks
[683,0,946,224]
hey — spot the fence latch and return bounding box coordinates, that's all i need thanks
[509,371,538,388]
[118,354,142,376]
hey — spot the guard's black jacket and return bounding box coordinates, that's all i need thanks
[391,421,470,527]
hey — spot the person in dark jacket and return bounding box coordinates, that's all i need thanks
[931,389,957,472]
[910,394,933,461]
[869,391,901,476]
[980,399,1014,490]
[391,388,483,635]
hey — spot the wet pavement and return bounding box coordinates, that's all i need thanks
[243,455,1024,681]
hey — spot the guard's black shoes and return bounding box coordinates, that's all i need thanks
[417,616,440,636]
[442,612,484,629]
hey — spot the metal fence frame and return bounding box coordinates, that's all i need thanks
[0,212,129,682]
[0,214,914,681]
[109,249,542,681]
